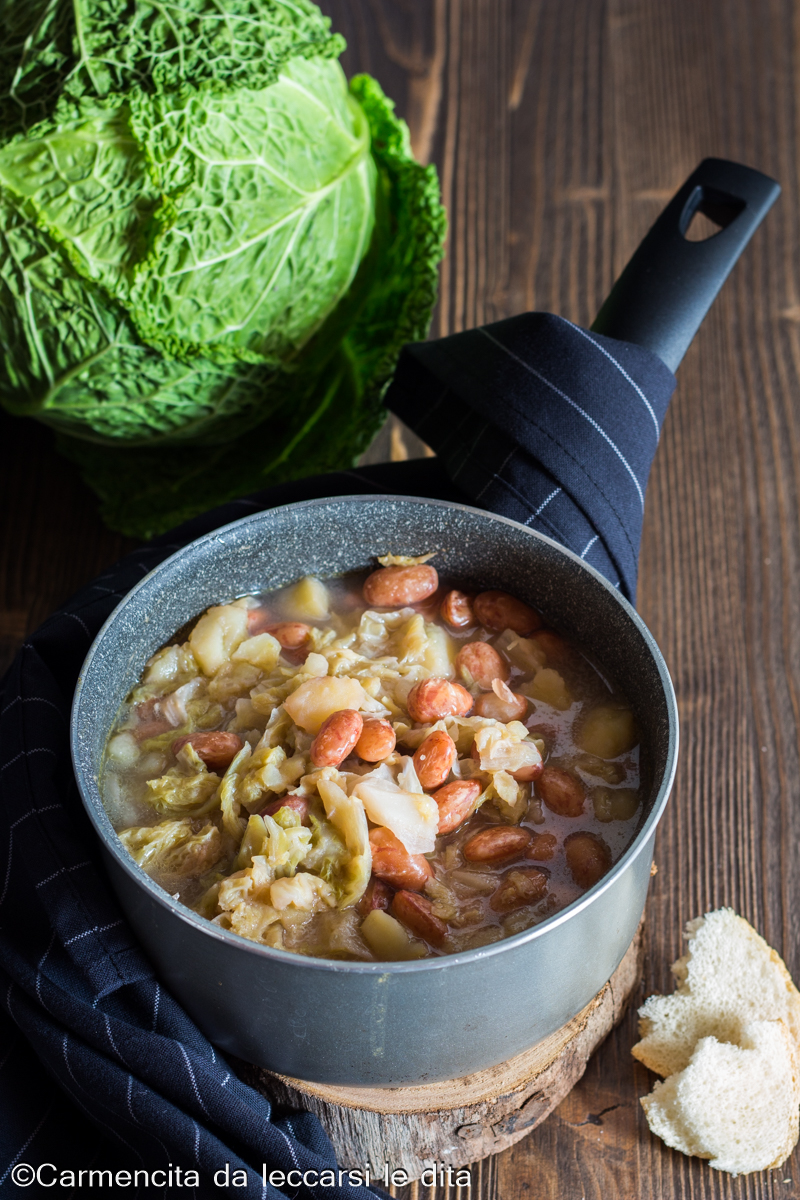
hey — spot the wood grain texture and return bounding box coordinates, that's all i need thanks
[0,412,133,678]
[2,1,799,1196]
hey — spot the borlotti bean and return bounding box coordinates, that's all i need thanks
[102,557,642,961]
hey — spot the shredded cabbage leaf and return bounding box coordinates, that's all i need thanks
[119,818,222,877]
[353,772,438,854]
[315,776,371,907]
[215,856,282,942]
[473,721,543,776]
[145,744,220,816]
[234,809,312,875]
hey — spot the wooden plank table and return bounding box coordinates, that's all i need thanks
[1,1,798,1196]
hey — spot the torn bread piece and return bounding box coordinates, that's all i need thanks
[640,1020,800,1176]
[633,908,800,1078]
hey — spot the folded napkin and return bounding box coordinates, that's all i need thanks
[0,311,676,1195]
[385,312,677,602]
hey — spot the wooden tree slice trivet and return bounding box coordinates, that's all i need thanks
[241,921,644,1180]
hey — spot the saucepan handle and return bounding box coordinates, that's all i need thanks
[590,157,780,372]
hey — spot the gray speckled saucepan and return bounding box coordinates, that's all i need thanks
[71,496,678,1087]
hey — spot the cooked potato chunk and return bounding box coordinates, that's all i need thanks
[190,604,249,675]
[232,632,281,671]
[578,705,637,759]
[360,909,427,961]
[527,668,571,710]
[284,675,366,733]
[284,575,329,619]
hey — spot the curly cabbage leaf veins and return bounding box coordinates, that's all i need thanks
[0,0,445,535]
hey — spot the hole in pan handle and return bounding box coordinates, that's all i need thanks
[590,158,780,373]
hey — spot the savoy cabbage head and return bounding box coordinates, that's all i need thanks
[0,0,445,535]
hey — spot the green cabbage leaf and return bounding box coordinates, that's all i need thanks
[0,0,445,536]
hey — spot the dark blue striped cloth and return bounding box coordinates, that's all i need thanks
[385,313,677,602]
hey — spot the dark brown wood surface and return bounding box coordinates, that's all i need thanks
[1,1,798,1197]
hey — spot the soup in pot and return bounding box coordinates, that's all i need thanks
[102,555,642,961]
